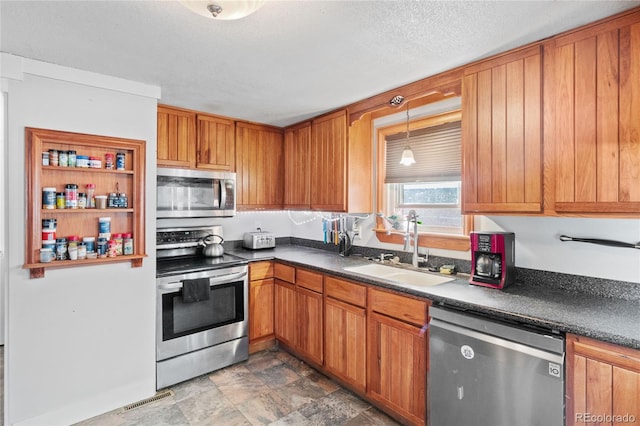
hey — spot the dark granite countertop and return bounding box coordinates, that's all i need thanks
[228,245,640,350]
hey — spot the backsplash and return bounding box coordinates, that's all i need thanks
[227,235,640,301]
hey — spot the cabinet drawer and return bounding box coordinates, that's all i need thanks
[368,287,428,327]
[297,268,323,293]
[274,263,295,283]
[249,261,274,281]
[325,276,366,307]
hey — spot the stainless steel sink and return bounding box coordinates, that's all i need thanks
[343,263,454,287]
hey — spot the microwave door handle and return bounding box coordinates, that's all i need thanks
[219,180,226,209]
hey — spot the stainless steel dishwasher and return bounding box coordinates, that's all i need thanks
[429,306,565,426]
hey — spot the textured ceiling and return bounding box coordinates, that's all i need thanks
[2,1,639,127]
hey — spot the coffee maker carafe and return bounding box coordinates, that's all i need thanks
[470,231,515,289]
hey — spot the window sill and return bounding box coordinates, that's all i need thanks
[373,228,470,251]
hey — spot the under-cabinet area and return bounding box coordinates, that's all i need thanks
[24,127,147,278]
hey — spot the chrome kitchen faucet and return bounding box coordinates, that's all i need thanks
[403,210,426,267]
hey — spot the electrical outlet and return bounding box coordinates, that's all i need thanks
[352,221,360,234]
[254,221,261,231]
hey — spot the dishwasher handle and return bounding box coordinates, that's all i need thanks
[430,318,565,365]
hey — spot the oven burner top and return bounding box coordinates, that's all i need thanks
[156,253,247,278]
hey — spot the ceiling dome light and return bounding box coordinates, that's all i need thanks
[181,0,265,20]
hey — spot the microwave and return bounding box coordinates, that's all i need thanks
[157,168,236,218]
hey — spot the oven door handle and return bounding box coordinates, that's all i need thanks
[157,271,247,292]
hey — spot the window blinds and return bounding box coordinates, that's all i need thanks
[385,121,461,183]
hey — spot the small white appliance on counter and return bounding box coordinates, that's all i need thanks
[242,229,275,250]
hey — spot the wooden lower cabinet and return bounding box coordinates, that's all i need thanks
[274,279,296,348]
[297,286,323,366]
[368,311,427,425]
[248,261,275,354]
[567,334,640,426]
[367,288,428,426]
[324,296,367,393]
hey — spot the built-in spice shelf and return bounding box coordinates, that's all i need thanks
[24,127,147,279]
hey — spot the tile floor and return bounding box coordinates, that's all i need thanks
[77,346,400,425]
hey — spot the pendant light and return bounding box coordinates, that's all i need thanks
[399,102,416,166]
[181,0,265,20]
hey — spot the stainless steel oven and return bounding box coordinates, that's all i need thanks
[156,226,248,389]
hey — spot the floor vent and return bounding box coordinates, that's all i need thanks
[121,389,174,412]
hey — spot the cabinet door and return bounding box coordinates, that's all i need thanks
[368,311,426,425]
[567,334,640,426]
[274,279,296,347]
[462,45,543,214]
[296,287,323,366]
[249,278,274,343]
[311,110,348,211]
[554,16,640,213]
[196,114,235,171]
[157,105,196,168]
[235,122,284,210]
[324,297,366,392]
[284,122,312,209]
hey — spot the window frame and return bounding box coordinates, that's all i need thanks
[375,109,472,251]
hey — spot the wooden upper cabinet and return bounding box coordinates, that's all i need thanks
[311,110,348,211]
[235,122,284,210]
[553,12,640,214]
[196,113,235,171]
[157,105,196,168]
[462,45,543,214]
[284,122,312,209]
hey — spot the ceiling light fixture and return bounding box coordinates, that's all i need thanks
[400,102,416,166]
[181,0,265,21]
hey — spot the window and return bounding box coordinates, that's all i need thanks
[375,107,471,251]
[385,181,464,235]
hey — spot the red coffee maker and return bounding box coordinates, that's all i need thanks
[470,231,515,289]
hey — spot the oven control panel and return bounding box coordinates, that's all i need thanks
[156,227,222,249]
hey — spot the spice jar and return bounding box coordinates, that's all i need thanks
[68,150,77,167]
[42,151,50,166]
[76,155,90,168]
[59,150,68,167]
[56,192,66,209]
[49,149,59,166]
[107,239,117,258]
[86,184,96,208]
[42,228,56,243]
[43,187,57,209]
[116,152,126,170]
[40,248,54,263]
[65,184,78,209]
[97,237,108,258]
[78,192,87,209]
[89,156,102,169]
[105,153,114,170]
[55,237,68,260]
[83,236,95,253]
[98,217,111,234]
[77,242,87,260]
[113,233,123,255]
[123,233,133,255]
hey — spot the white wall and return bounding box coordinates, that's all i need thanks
[2,55,159,425]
